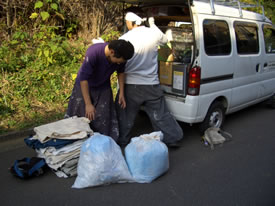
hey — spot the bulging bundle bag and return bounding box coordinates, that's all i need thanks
[125,131,169,183]
[203,127,232,150]
[72,133,133,188]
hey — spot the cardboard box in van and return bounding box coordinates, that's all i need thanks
[159,61,172,85]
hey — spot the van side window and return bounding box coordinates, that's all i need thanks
[234,22,259,54]
[203,19,231,56]
[262,25,275,54]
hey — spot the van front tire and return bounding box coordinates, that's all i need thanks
[199,101,226,134]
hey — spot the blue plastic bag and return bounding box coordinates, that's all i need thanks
[125,131,169,183]
[72,133,133,188]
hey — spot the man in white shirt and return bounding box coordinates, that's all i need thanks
[116,10,183,148]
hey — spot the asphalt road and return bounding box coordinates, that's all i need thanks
[1,102,275,206]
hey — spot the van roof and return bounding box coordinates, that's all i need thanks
[192,1,272,23]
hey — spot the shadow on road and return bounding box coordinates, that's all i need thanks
[131,101,274,144]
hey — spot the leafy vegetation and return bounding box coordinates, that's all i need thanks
[0,0,123,134]
[0,27,87,134]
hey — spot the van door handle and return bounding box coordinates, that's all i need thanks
[264,63,268,67]
[256,64,260,72]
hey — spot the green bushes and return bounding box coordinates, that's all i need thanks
[0,26,87,134]
[0,0,124,134]
[0,31,32,72]
[0,23,123,134]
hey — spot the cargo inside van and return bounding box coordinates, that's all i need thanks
[144,5,193,97]
[114,0,195,98]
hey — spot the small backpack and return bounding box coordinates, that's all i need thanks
[10,157,47,179]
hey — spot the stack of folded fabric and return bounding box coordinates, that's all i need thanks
[24,116,93,178]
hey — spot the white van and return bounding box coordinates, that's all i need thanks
[111,0,275,132]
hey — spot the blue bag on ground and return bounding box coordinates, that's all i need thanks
[10,157,47,179]
[125,131,169,183]
[72,133,133,188]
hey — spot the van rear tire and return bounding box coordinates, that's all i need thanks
[199,101,225,134]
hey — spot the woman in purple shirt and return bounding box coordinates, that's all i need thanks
[66,40,134,141]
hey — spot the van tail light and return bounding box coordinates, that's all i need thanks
[188,66,201,96]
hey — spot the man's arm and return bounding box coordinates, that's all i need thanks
[117,72,126,109]
[148,17,168,45]
[80,80,96,120]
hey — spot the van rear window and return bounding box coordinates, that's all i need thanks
[263,25,275,54]
[203,20,231,56]
[234,22,259,55]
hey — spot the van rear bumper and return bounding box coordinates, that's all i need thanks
[164,95,202,123]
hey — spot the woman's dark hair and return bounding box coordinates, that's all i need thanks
[108,40,134,60]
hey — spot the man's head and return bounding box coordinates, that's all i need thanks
[107,40,134,64]
[125,12,142,30]
[125,11,146,30]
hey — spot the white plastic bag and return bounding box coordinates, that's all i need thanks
[125,131,169,183]
[92,37,104,44]
[72,133,133,188]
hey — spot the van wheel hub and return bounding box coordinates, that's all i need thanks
[209,111,222,127]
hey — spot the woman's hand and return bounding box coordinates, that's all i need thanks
[85,103,96,120]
